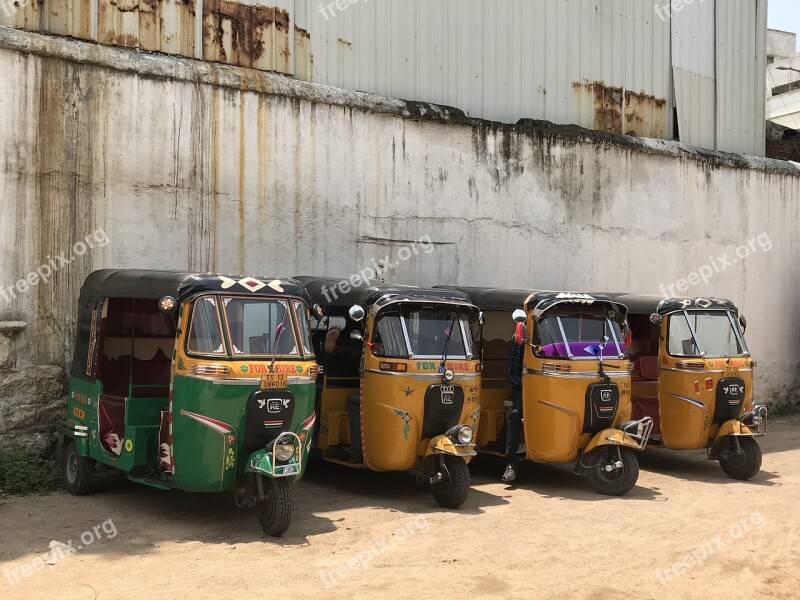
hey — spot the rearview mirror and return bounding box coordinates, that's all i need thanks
[348,305,365,323]
[312,303,324,319]
[478,311,485,327]
[512,309,526,324]
[739,315,747,333]
[350,331,364,342]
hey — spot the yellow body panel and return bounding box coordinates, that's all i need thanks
[318,314,481,473]
[657,323,756,450]
[522,359,631,463]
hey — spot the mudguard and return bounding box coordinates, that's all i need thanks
[584,428,644,455]
[59,426,89,456]
[244,449,302,479]
[426,434,477,458]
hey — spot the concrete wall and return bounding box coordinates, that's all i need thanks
[767,29,798,62]
[1,26,799,447]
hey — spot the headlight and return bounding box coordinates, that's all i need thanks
[274,440,296,462]
[443,369,455,382]
[457,426,473,445]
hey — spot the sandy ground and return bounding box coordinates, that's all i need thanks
[1,416,799,600]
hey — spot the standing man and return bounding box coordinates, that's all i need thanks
[502,338,524,482]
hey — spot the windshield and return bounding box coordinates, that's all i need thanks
[534,307,626,359]
[222,297,301,358]
[668,310,747,358]
[372,307,475,359]
[187,296,226,355]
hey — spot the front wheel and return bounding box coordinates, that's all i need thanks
[257,477,292,537]
[585,446,639,496]
[62,440,95,496]
[719,436,762,481]
[431,455,470,509]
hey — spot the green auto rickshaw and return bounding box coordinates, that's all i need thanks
[58,270,320,536]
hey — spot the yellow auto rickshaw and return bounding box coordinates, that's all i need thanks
[296,278,483,508]
[609,295,767,480]
[449,288,652,495]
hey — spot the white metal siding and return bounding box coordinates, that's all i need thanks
[716,0,767,155]
[0,0,766,154]
[672,0,717,150]
[297,0,673,138]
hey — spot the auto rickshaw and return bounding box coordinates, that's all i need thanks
[59,270,320,536]
[449,288,652,495]
[608,294,767,480]
[296,278,483,508]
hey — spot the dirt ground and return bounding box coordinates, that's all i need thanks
[1,416,799,600]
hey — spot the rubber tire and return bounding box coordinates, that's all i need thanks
[257,477,292,537]
[719,437,762,481]
[585,447,639,496]
[62,440,95,496]
[432,455,470,509]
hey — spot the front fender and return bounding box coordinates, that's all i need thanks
[60,424,89,456]
[714,419,756,440]
[584,429,643,455]
[426,435,477,459]
[244,449,301,479]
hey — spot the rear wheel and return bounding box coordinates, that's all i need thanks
[719,436,762,480]
[585,446,639,496]
[431,455,470,509]
[257,477,292,537]
[62,440,95,496]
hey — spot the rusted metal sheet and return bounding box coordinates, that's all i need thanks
[139,0,196,56]
[0,0,43,32]
[98,0,141,48]
[97,1,196,54]
[42,0,92,39]
[294,24,312,81]
[573,82,667,139]
[202,1,292,73]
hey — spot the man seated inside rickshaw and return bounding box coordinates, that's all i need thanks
[324,323,362,380]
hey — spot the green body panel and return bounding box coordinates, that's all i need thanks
[245,448,302,478]
[63,377,101,460]
[64,376,165,471]
[171,375,315,493]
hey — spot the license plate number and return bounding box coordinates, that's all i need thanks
[261,374,288,389]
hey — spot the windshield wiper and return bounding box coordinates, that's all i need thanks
[268,310,290,371]
[439,313,459,373]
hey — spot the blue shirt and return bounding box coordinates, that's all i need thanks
[508,342,524,389]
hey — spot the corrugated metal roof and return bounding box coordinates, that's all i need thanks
[0,0,767,155]
[296,0,673,139]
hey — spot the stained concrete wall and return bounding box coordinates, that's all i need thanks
[1,26,799,447]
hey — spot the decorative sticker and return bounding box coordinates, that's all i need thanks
[391,409,412,440]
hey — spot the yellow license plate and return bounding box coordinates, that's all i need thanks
[261,374,288,389]
[724,366,738,378]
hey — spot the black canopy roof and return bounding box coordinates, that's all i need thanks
[71,270,311,379]
[78,270,311,304]
[446,287,627,317]
[296,277,474,311]
[606,294,739,317]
